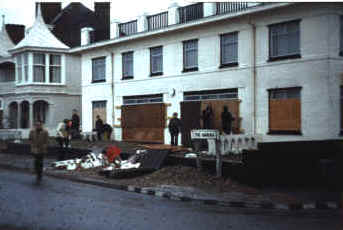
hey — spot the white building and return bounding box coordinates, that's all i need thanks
[0,4,81,137]
[71,2,343,146]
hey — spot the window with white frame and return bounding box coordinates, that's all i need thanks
[269,20,300,60]
[183,39,198,72]
[220,32,238,67]
[33,53,46,82]
[122,52,133,79]
[16,55,22,83]
[24,53,28,82]
[92,57,106,83]
[150,46,163,76]
[49,54,61,83]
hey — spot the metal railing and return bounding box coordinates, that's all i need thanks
[147,11,168,31]
[119,20,138,37]
[179,3,204,23]
[216,2,249,15]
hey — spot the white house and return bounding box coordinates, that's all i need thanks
[0,4,81,137]
[71,2,343,147]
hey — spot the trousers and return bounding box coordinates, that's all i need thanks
[170,133,179,146]
[34,154,44,181]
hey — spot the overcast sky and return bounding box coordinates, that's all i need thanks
[0,0,192,28]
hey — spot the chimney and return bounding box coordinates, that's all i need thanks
[81,27,94,46]
[5,24,25,45]
[94,2,110,41]
[168,2,179,25]
[35,2,62,25]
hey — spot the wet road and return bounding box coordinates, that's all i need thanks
[0,169,341,230]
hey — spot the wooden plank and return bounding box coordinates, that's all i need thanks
[269,98,301,131]
[122,103,165,143]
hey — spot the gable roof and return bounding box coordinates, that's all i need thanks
[0,17,15,58]
[10,3,69,54]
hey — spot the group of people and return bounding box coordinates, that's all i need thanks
[95,115,113,141]
[168,105,235,146]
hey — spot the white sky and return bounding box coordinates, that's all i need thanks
[0,0,192,28]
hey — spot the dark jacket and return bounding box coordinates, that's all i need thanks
[29,129,49,154]
[72,114,80,129]
[168,118,182,134]
[221,111,235,134]
[96,118,104,132]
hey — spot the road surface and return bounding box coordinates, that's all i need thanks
[0,169,341,230]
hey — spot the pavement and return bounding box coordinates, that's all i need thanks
[0,151,341,213]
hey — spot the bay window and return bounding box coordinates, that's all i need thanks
[33,53,45,82]
[50,54,61,83]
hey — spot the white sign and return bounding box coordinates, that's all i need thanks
[191,129,219,139]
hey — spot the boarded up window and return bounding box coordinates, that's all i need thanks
[269,88,301,134]
[122,103,165,143]
[92,101,107,129]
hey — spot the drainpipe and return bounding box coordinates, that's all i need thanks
[111,52,115,140]
[249,17,257,135]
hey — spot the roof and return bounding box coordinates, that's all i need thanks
[10,3,69,54]
[0,17,15,58]
[69,2,293,54]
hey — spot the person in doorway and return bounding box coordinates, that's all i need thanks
[221,105,235,134]
[95,115,104,141]
[168,112,182,146]
[71,109,80,139]
[102,123,113,141]
[202,105,214,129]
[29,120,49,184]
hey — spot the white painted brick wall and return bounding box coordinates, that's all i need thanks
[79,3,343,143]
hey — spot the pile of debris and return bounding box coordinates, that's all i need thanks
[51,145,170,178]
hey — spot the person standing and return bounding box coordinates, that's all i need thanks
[56,119,69,160]
[202,105,214,129]
[29,121,49,184]
[71,109,80,138]
[221,105,235,134]
[168,112,182,146]
[95,115,104,141]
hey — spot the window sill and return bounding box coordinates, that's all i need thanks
[182,67,198,73]
[267,130,302,135]
[268,54,301,62]
[91,80,106,83]
[122,76,134,80]
[16,82,65,86]
[150,72,163,77]
[219,62,238,69]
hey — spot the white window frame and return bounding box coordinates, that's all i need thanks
[92,57,106,83]
[183,39,198,71]
[269,20,300,60]
[33,53,46,83]
[220,32,238,67]
[49,54,62,83]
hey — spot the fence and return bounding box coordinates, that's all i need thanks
[119,20,138,37]
[179,3,203,23]
[147,11,168,31]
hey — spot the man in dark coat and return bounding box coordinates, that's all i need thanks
[168,112,182,146]
[95,115,104,141]
[29,121,49,184]
[202,105,214,129]
[71,109,80,138]
[221,105,235,134]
